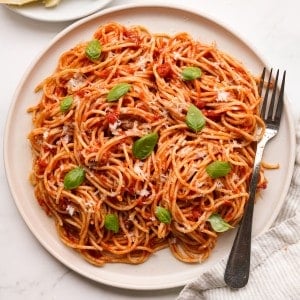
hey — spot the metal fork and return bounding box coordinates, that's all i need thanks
[224,68,286,288]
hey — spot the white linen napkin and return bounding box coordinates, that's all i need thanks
[178,122,300,300]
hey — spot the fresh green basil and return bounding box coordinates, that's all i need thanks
[132,132,158,160]
[206,161,231,179]
[181,66,202,81]
[207,213,233,232]
[63,167,85,190]
[107,83,131,102]
[60,95,73,113]
[85,39,102,61]
[104,214,119,233]
[186,104,206,132]
[155,206,172,224]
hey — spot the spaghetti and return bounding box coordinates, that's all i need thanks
[28,22,266,265]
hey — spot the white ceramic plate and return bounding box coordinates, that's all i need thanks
[4,4,295,290]
[6,0,113,22]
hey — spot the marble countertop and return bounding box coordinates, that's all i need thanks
[1,0,299,299]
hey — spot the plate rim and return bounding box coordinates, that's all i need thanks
[4,3,296,290]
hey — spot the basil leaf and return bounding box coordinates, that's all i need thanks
[206,161,231,179]
[181,66,202,81]
[60,95,73,112]
[85,39,102,61]
[104,214,119,233]
[186,104,206,132]
[63,167,85,190]
[132,132,159,160]
[208,213,233,232]
[107,83,131,102]
[155,206,172,224]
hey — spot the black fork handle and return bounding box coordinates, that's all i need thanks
[224,147,263,288]
[223,195,254,288]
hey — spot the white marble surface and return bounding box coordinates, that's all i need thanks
[1,0,299,299]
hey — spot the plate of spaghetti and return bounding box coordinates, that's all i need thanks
[5,0,113,22]
[4,3,295,290]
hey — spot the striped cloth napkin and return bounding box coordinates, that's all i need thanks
[178,123,300,300]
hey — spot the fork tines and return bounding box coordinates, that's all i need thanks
[259,68,286,125]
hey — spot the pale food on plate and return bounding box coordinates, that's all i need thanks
[0,0,61,7]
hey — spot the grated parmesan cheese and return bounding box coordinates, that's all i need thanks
[67,73,86,92]
[85,201,95,213]
[215,179,224,189]
[232,173,240,183]
[172,52,181,60]
[138,189,150,197]
[62,125,69,134]
[174,99,185,113]
[216,91,229,102]
[43,130,49,140]
[125,121,141,136]
[66,205,75,216]
[179,146,193,157]
[109,119,122,135]
[62,134,71,144]
[231,140,242,148]
[136,56,150,71]
[133,161,147,180]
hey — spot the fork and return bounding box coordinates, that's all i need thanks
[224,68,286,288]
